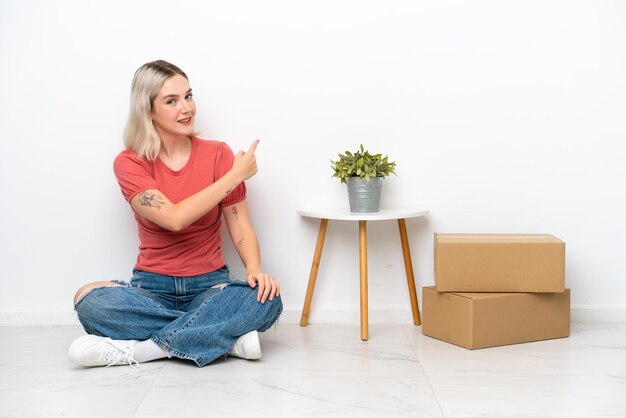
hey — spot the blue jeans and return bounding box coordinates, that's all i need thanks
[74,266,283,367]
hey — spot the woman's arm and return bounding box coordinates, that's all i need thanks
[130,141,259,232]
[223,199,280,303]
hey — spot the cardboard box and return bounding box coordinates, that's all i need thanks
[422,286,570,349]
[435,233,565,292]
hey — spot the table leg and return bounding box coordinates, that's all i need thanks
[359,220,369,341]
[397,218,421,325]
[300,218,329,326]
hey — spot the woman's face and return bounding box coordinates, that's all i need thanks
[151,74,196,140]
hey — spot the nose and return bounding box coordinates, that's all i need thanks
[180,100,192,114]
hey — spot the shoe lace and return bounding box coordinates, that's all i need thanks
[101,338,139,369]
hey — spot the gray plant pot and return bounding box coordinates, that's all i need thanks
[346,177,383,213]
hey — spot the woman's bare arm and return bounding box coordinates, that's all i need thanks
[223,199,280,303]
[130,140,259,231]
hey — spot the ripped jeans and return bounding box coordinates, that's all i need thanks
[74,266,283,367]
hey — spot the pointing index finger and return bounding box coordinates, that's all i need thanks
[247,139,260,154]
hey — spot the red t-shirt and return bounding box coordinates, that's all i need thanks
[113,138,246,276]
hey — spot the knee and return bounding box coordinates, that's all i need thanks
[73,281,121,305]
[263,294,283,316]
[256,295,282,332]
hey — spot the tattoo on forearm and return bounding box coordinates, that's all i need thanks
[232,206,239,221]
[138,191,165,210]
[237,237,245,246]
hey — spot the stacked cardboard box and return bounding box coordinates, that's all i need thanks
[422,233,570,349]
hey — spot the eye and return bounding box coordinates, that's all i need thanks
[166,98,176,105]
[185,93,194,100]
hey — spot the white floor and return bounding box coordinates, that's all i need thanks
[1,322,625,418]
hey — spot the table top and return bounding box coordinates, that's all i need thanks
[297,207,429,221]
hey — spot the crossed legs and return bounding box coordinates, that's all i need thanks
[70,280,282,367]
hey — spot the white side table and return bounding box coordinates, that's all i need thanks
[297,208,429,340]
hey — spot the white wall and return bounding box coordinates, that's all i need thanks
[1,0,625,324]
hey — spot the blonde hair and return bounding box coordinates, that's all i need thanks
[123,60,188,160]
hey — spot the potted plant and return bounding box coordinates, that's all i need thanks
[330,144,397,213]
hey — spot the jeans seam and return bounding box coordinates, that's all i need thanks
[157,295,211,363]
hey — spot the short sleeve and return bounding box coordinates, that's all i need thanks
[113,151,159,202]
[215,142,247,206]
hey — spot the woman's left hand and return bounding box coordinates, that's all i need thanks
[246,272,280,304]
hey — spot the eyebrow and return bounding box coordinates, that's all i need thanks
[161,89,193,100]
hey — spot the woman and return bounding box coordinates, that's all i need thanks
[68,60,282,368]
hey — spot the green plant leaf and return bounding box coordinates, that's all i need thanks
[331,145,396,182]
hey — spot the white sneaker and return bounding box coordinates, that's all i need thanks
[68,335,139,368]
[227,330,262,360]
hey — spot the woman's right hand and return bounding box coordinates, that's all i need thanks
[232,139,259,181]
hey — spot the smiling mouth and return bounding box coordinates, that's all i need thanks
[178,117,192,124]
